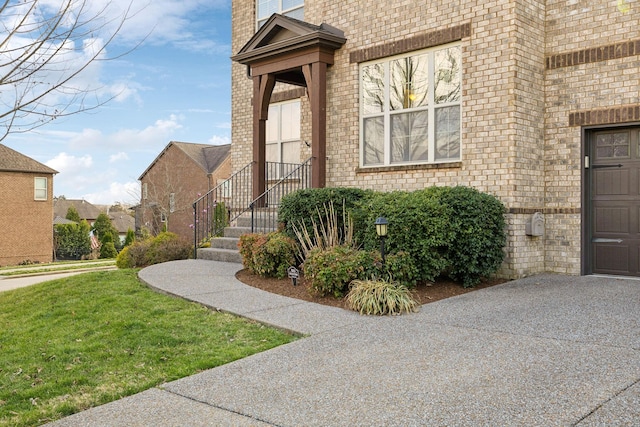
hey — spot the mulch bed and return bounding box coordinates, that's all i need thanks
[235,269,505,310]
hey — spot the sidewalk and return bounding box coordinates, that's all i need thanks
[47,260,640,426]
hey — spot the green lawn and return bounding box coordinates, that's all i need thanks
[0,270,297,427]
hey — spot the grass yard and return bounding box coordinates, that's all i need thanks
[0,270,297,427]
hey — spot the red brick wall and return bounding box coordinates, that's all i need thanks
[0,171,54,266]
[140,146,230,242]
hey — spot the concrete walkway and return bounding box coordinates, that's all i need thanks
[47,259,640,426]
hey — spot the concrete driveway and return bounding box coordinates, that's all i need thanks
[46,261,640,426]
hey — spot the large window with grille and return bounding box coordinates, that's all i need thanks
[360,44,461,167]
[257,0,304,28]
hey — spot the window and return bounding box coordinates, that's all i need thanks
[257,0,304,28]
[34,177,47,200]
[142,182,148,200]
[169,193,175,213]
[360,45,461,167]
[266,100,301,177]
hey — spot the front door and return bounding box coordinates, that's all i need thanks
[589,127,640,276]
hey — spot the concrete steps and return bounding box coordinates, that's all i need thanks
[196,213,278,264]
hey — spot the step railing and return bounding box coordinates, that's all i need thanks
[249,158,312,233]
[192,162,252,255]
[192,159,312,257]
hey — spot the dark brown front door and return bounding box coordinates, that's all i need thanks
[589,127,640,276]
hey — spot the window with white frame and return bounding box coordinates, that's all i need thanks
[360,44,461,167]
[266,100,301,177]
[257,0,304,28]
[34,177,47,200]
[169,193,175,213]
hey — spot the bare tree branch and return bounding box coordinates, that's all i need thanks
[0,0,147,142]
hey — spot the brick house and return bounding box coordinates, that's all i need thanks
[53,198,103,225]
[0,144,58,266]
[229,1,640,278]
[139,141,231,241]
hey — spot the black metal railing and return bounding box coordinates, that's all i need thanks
[192,159,312,257]
[249,158,312,233]
[192,162,252,254]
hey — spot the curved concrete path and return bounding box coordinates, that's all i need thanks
[48,259,640,426]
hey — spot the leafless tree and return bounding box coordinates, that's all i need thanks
[0,0,143,142]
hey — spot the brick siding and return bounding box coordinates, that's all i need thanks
[0,171,54,266]
[232,0,640,277]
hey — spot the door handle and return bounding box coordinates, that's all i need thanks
[592,238,623,243]
[592,164,623,169]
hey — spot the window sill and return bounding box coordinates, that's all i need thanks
[356,162,462,174]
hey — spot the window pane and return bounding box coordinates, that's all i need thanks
[34,177,47,200]
[266,142,278,162]
[283,0,303,9]
[266,104,279,142]
[363,116,384,165]
[390,54,429,111]
[257,0,279,20]
[435,47,461,104]
[435,106,461,160]
[283,7,304,20]
[280,101,300,140]
[362,63,385,115]
[391,112,428,163]
[282,141,300,164]
[596,132,630,159]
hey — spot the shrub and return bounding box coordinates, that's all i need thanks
[212,201,229,237]
[99,233,118,259]
[437,186,506,287]
[303,246,377,297]
[54,220,91,260]
[377,251,419,288]
[279,187,373,241]
[238,233,261,272]
[116,232,192,269]
[238,232,297,279]
[346,278,419,315]
[124,228,135,247]
[354,188,453,282]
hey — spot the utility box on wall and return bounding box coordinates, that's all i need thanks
[526,212,544,237]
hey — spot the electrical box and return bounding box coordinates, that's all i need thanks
[525,212,544,237]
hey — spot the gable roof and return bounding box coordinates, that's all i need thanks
[53,199,103,221]
[138,141,230,180]
[0,144,58,174]
[233,14,346,65]
[109,213,135,234]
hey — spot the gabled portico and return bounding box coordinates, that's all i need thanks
[232,14,346,202]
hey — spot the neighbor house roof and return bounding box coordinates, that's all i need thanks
[109,213,135,234]
[138,141,230,180]
[0,144,58,174]
[53,199,103,222]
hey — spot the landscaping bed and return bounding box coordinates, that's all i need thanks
[236,269,505,310]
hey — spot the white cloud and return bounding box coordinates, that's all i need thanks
[110,152,130,162]
[209,135,230,145]
[68,114,183,149]
[46,153,93,172]
[82,181,141,205]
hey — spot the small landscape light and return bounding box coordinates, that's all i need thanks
[374,217,388,264]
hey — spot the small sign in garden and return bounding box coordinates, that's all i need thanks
[287,266,299,286]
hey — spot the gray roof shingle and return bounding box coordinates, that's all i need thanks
[0,144,58,174]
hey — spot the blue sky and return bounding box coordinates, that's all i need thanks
[2,0,232,205]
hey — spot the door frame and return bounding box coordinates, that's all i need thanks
[581,122,640,275]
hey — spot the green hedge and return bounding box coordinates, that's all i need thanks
[278,187,373,241]
[116,232,192,268]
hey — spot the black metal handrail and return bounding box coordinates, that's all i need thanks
[192,159,312,258]
[249,158,312,233]
[192,162,252,256]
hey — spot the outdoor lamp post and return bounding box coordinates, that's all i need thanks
[375,216,388,264]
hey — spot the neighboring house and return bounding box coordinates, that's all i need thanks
[0,144,58,266]
[229,1,640,278]
[138,141,231,241]
[53,198,102,226]
[109,212,135,243]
